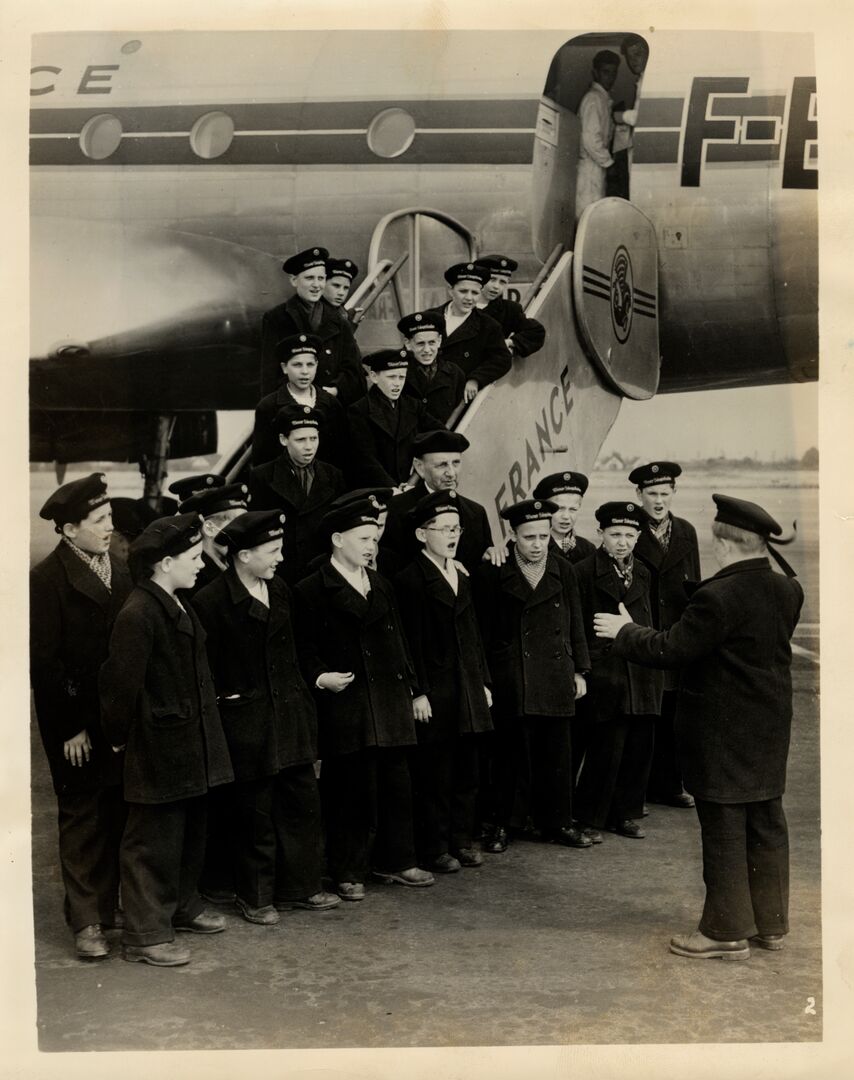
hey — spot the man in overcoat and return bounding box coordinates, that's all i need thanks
[100,513,234,967]
[397,311,466,425]
[595,494,803,960]
[475,254,546,360]
[393,491,494,872]
[473,499,592,853]
[293,498,434,900]
[629,461,702,808]
[193,511,339,925]
[30,473,132,960]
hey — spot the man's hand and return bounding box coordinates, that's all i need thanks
[483,541,509,567]
[484,686,493,708]
[573,674,587,700]
[316,672,355,693]
[594,603,634,639]
[322,385,338,397]
[463,379,479,403]
[63,729,92,768]
[413,695,432,723]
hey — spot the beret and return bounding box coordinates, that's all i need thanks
[273,333,321,363]
[397,311,445,338]
[273,404,322,436]
[325,257,358,281]
[500,499,558,529]
[412,430,470,457]
[282,246,329,276]
[533,471,589,499]
[39,472,110,526]
[329,487,394,512]
[409,489,460,530]
[320,498,381,537]
[444,262,490,287]
[476,254,518,275]
[364,349,409,373]
[129,512,203,565]
[595,501,644,530]
[218,510,286,552]
[109,497,160,540]
[167,473,226,500]
[178,483,249,516]
[628,461,682,488]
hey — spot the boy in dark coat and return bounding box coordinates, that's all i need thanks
[177,482,250,595]
[628,461,702,808]
[393,491,493,872]
[323,256,358,310]
[251,333,347,467]
[193,511,339,925]
[475,254,546,360]
[532,471,597,565]
[573,502,663,842]
[397,311,466,425]
[473,499,592,854]
[595,494,803,960]
[346,349,444,488]
[100,513,234,967]
[249,404,345,583]
[293,498,434,900]
[30,473,132,960]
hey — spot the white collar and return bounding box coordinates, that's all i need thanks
[330,555,371,597]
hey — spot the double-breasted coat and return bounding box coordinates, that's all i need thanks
[260,295,365,403]
[473,552,591,719]
[402,358,466,425]
[422,304,512,389]
[549,533,597,566]
[346,387,444,487]
[293,563,418,757]
[192,568,318,781]
[30,543,132,795]
[383,479,494,573]
[573,548,663,721]
[99,579,234,804]
[393,554,493,743]
[482,297,546,359]
[612,557,804,803]
[249,455,345,583]
[251,383,347,467]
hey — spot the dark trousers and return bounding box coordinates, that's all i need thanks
[575,714,655,828]
[486,714,573,833]
[199,782,237,899]
[606,149,630,199]
[411,734,480,861]
[319,746,416,883]
[57,785,126,933]
[694,797,790,941]
[119,796,207,947]
[647,690,685,798]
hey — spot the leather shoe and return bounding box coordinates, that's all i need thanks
[431,853,462,873]
[547,826,592,849]
[372,867,435,887]
[750,933,785,951]
[122,941,191,967]
[235,898,280,925]
[275,891,341,911]
[611,819,645,839]
[581,827,603,844]
[75,924,109,960]
[454,847,483,867]
[336,882,366,902]
[482,825,508,854]
[173,910,227,934]
[667,792,695,808]
[669,930,750,961]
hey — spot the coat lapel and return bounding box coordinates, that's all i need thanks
[594,549,626,605]
[367,390,399,439]
[269,456,306,507]
[418,554,457,608]
[57,542,111,608]
[320,562,369,619]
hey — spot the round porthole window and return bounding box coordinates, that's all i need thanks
[190,111,235,160]
[79,114,123,160]
[367,107,416,159]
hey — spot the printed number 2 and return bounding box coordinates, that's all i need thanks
[804,996,817,1015]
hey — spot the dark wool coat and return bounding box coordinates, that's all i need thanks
[393,554,493,743]
[422,304,512,388]
[612,557,804,803]
[251,382,347,468]
[293,563,418,757]
[482,296,546,359]
[193,568,317,780]
[249,455,345,583]
[346,387,444,487]
[402,358,466,425]
[573,548,663,721]
[548,533,597,565]
[30,543,132,795]
[99,580,234,804]
[260,295,365,403]
[473,552,591,719]
[383,479,494,573]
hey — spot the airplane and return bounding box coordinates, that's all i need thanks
[29,28,817,533]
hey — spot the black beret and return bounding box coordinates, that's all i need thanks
[273,333,321,363]
[444,261,490,287]
[364,348,409,373]
[179,483,250,516]
[628,461,682,488]
[712,494,782,538]
[500,499,558,529]
[329,487,394,512]
[129,512,203,566]
[533,471,589,499]
[595,501,644,530]
[325,257,358,281]
[397,311,445,339]
[282,246,329,276]
[273,404,322,436]
[409,489,461,530]
[412,430,470,457]
[40,472,110,526]
[219,510,286,552]
[167,473,226,500]
[477,254,519,275]
[320,498,381,537]
[109,497,160,540]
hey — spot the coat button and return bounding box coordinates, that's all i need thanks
[523,651,530,658]
[464,351,470,358]
[365,649,371,657]
[273,689,279,697]
[396,673,403,680]
[387,624,394,631]
[554,601,560,608]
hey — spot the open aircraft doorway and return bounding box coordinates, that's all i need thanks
[533,32,649,261]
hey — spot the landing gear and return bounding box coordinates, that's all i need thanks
[139,414,176,511]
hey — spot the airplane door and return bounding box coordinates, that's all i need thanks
[531,97,581,262]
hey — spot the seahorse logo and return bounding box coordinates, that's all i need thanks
[610,246,633,344]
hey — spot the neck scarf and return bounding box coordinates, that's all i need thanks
[63,537,111,591]
[514,547,548,591]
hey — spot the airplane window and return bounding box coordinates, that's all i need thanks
[189,111,235,159]
[79,114,123,160]
[367,108,416,159]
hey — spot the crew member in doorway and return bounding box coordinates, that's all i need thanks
[397,311,466,425]
[576,50,620,220]
[607,35,648,200]
[594,494,802,961]
[475,255,545,360]
[423,263,511,404]
[176,483,250,596]
[532,471,596,565]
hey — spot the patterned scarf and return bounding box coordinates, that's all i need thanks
[609,553,634,594]
[553,530,577,554]
[63,537,112,591]
[514,547,548,591]
[648,514,672,551]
